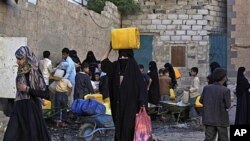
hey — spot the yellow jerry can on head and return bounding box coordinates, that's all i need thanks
[111,27,140,50]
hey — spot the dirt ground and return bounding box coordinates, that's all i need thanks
[0,89,237,141]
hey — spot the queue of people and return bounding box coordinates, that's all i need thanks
[5,44,250,141]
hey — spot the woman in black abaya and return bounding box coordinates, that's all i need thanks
[148,61,160,105]
[82,51,98,80]
[69,50,81,73]
[101,47,147,141]
[235,67,250,125]
[164,63,177,88]
[4,46,51,141]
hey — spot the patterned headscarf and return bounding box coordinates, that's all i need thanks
[15,46,46,100]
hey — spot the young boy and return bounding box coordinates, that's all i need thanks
[74,63,94,100]
[159,69,172,101]
[55,70,72,126]
[200,68,230,141]
[186,67,200,118]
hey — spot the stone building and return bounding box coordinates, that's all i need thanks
[228,0,250,79]
[0,0,120,64]
[122,0,227,85]
[0,0,231,85]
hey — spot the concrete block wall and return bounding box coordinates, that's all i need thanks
[0,0,120,64]
[122,0,227,85]
[207,0,227,33]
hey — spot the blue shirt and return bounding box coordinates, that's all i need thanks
[64,56,76,85]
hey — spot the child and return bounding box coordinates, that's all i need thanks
[159,69,172,101]
[186,67,200,119]
[55,70,72,126]
[74,63,94,99]
[93,72,101,93]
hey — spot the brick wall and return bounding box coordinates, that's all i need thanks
[228,0,250,79]
[122,0,227,85]
[207,0,227,33]
[0,0,120,64]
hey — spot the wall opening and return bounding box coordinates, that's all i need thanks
[171,46,186,67]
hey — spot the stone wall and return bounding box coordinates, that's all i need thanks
[207,0,227,33]
[228,0,250,79]
[0,0,120,64]
[122,0,227,85]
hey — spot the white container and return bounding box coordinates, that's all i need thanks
[53,69,64,80]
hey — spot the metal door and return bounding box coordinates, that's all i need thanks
[209,33,227,69]
[134,35,153,72]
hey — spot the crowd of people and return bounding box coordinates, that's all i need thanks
[3,45,250,141]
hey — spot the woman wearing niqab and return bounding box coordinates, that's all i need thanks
[235,67,250,125]
[3,46,51,141]
[101,48,147,141]
[69,50,81,72]
[207,62,221,84]
[82,51,98,80]
[148,61,160,105]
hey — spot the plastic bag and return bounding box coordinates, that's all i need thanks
[71,99,106,116]
[48,81,56,94]
[182,91,190,104]
[53,69,64,80]
[81,99,106,115]
[169,88,176,100]
[134,106,152,141]
[71,99,85,116]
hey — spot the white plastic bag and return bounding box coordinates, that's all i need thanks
[53,69,64,80]
[182,91,190,104]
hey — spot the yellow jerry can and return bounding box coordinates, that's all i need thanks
[111,27,140,50]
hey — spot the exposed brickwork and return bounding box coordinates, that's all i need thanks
[122,0,226,85]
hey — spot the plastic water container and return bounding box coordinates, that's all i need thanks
[84,94,103,103]
[111,27,140,50]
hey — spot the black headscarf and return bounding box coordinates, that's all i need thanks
[207,62,227,85]
[69,50,81,72]
[210,62,221,73]
[235,67,250,125]
[83,51,97,63]
[148,61,160,105]
[164,63,177,88]
[118,49,133,75]
[118,49,134,58]
[82,51,98,80]
[237,67,246,81]
[236,67,248,94]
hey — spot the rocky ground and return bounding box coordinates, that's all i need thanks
[0,85,237,141]
[0,102,236,141]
